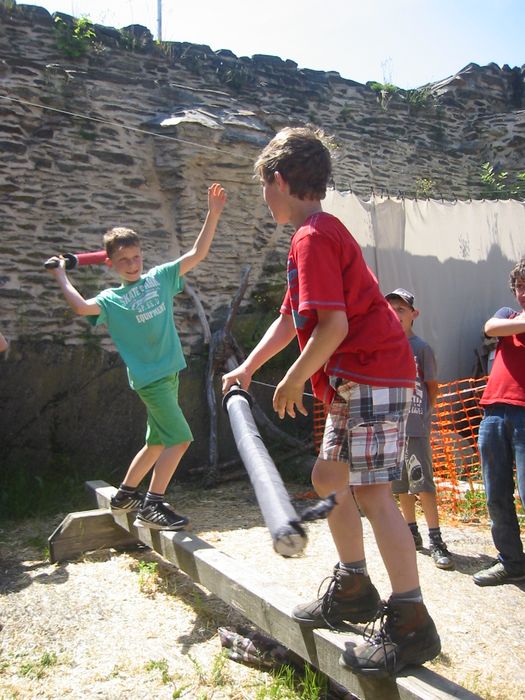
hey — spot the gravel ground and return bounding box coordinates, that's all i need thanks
[1,480,524,700]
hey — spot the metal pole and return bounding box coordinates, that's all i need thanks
[157,0,162,42]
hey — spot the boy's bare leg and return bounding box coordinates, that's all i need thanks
[398,492,417,523]
[121,444,164,488]
[311,458,365,562]
[418,491,440,529]
[148,441,191,494]
[291,458,380,627]
[355,483,419,593]
[399,491,440,530]
[131,442,192,531]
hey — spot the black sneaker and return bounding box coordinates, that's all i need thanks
[110,489,144,512]
[340,598,441,677]
[291,564,380,628]
[134,501,189,531]
[473,561,525,587]
[429,540,454,570]
[412,530,423,550]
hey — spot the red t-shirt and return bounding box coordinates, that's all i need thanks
[280,211,416,402]
[481,307,525,407]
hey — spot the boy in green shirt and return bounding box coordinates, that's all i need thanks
[48,183,226,530]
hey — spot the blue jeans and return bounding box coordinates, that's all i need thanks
[478,404,525,573]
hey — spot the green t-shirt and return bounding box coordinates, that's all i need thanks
[88,261,186,390]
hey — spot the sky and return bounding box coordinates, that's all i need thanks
[32,1,524,89]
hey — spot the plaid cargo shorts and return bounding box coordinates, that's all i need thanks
[319,380,413,485]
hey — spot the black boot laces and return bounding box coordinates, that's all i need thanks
[362,600,398,674]
[317,570,342,630]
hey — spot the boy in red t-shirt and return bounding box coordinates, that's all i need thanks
[222,127,440,677]
[473,259,525,586]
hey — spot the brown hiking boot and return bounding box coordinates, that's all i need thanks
[340,598,441,677]
[291,564,380,628]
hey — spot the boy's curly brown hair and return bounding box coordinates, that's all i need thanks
[254,127,332,200]
[103,227,140,258]
[509,258,525,293]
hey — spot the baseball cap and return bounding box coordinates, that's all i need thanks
[385,288,415,309]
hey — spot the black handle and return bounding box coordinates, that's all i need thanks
[43,253,78,270]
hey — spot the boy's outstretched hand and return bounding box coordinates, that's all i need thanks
[272,376,308,420]
[178,182,227,276]
[208,182,227,216]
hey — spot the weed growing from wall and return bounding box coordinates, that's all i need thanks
[369,81,399,110]
[1,0,18,12]
[405,86,434,113]
[179,47,209,75]
[117,29,151,52]
[415,177,435,198]
[217,61,255,92]
[54,15,95,58]
[480,162,525,199]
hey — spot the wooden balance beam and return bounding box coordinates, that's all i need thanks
[48,480,481,700]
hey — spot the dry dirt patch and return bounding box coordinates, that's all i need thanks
[1,480,524,700]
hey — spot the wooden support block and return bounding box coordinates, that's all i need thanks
[84,481,481,700]
[48,508,139,564]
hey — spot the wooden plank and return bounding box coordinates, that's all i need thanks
[396,671,483,700]
[85,480,482,700]
[48,508,139,563]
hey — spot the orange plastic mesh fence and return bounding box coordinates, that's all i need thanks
[313,377,523,522]
[313,399,327,453]
[430,376,488,521]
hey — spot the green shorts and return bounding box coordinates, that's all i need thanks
[391,436,436,495]
[136,374,193,447]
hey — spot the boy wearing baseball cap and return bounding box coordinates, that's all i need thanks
[386,288,454,570]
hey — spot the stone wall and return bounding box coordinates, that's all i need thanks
[0,1,523,473]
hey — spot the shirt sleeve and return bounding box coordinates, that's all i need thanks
[151,261,184,296]
[280,287,292,315]
[86,291,108,327]
[294,233,346,314]
[493,306,516,320]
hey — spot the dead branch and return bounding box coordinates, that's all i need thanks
[185,265,310,488]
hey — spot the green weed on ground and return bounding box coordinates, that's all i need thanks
[19,652,58,680]
[256,663,329,699]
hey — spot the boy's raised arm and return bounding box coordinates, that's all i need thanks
[485,312,525,338]
[47,257,101,316]
[178,183,227,277]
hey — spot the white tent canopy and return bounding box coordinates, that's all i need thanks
[323,192,525,381]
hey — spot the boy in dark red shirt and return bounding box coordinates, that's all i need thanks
[222,127,440,677]
[474,259,525,586]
